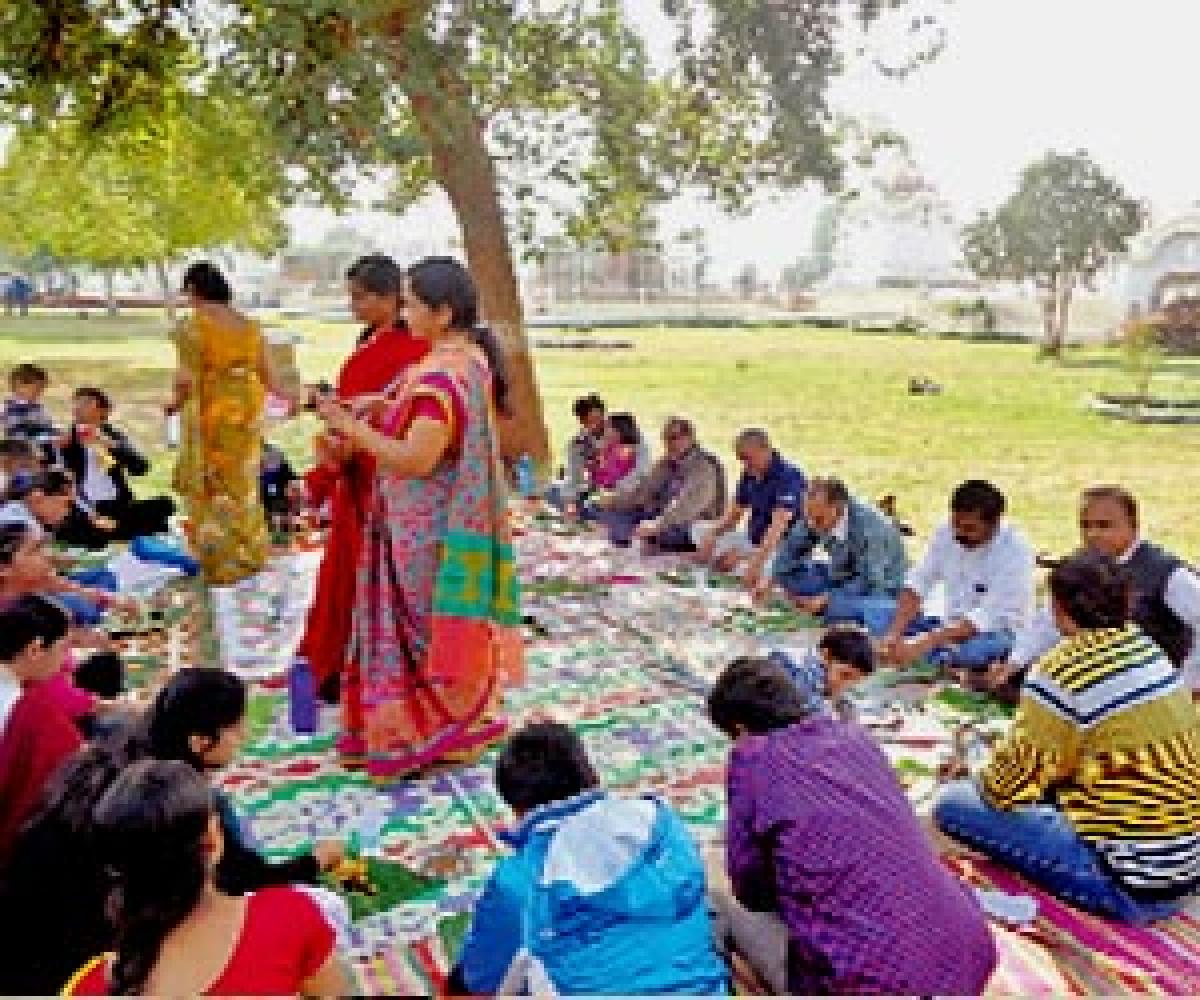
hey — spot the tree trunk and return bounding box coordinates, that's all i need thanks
[156,260,177,322]
[103,271,119,317]
[402,62,549,468]
[1038,275,1063,357]
[1055,276,1073,355]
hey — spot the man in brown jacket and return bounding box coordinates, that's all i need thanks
[595,416,726,551]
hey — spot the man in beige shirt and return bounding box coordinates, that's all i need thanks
[595,416,726,551]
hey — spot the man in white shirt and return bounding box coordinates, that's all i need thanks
[989,485,1200,696]
[879,480,1034,670]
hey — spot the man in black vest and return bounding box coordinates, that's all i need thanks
[986,485,1200,700]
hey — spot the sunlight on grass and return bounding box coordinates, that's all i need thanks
[1,314,1197,558]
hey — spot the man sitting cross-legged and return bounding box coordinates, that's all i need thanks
[545,392,608,513]
[771,476,908,633]
[447,721,729,997]
[879,479,1034,671]
[58,387,175,546]
[985,484,1200,701]
[593,416,726,552]
[704,656,996,996]
[692,428,806,599]
[935,551,1200,923]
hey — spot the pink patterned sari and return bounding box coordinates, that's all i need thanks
[342,342,523,781]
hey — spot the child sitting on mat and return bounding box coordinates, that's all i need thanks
[0,595,83,862]
[450,721,729,996]
[769,623,876,716]
[142,667,348,894]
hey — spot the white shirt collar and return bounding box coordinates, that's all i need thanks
[0,665,22,734]
[831,508,849,541]
[1118,539,1142,565]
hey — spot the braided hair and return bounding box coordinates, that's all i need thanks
[92,759,214,995]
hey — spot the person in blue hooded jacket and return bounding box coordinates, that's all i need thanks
[448,721,729,996]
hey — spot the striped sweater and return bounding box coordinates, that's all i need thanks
[982,624,1200,899]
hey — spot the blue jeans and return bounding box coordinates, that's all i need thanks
[543,483,569,512]
[773,562,899,637]
[914,620,1014,670]
[594,508,694,551]
[934,780,1184,924]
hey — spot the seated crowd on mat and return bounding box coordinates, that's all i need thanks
[0,370,1198,995]
[2,364,176,546]
[1,665,353,995]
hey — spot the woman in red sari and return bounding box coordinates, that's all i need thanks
[297,255,428,707]
[317,257,522,781]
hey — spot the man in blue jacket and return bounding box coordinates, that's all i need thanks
[449,722,729,996]
[773,476,909,634]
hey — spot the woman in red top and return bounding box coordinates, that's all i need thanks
[297,255,428,711]
[0,595,81,863]
[64,758,351,997]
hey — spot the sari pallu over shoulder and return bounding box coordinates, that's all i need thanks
[346,344,523,781]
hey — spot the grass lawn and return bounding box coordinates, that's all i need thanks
[1,311,1198,558]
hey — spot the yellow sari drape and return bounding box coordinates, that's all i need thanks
[171,309,268,585]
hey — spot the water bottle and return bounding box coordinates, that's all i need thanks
[515,453,535,498]
[354,812,385,856]
[288,656,318,734]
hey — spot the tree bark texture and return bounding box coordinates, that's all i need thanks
[404,68,550,467]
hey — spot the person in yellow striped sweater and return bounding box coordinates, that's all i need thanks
[934,550,1200,922]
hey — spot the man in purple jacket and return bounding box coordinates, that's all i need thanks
[706,656,998,995]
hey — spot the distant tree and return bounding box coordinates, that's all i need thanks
[735,262,760,300]
[0,91,286,317]
[782,199,845,291]
[962,151,1145,356]
[0,0,943,457]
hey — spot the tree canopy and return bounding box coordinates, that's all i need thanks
[0,88,287,305]
[0,0,944,458]
[962,150,1144,355]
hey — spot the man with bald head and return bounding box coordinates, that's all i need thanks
[772,476,908,633]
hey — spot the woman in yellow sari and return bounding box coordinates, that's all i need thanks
[167,262,293,585]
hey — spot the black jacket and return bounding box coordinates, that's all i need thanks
[60,423,149,509]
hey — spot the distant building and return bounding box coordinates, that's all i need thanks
[827,155,968,289]
[526,245,696,306]
[1122,208,1200,317]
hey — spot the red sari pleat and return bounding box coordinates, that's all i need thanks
[297,326,428,687]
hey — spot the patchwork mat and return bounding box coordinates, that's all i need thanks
[191,521,1200,996]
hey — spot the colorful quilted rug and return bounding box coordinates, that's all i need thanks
[196,522,1200,997]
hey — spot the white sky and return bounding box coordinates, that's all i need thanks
[293,0,1200,281]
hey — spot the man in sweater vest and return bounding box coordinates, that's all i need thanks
[989,485,1200,699]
